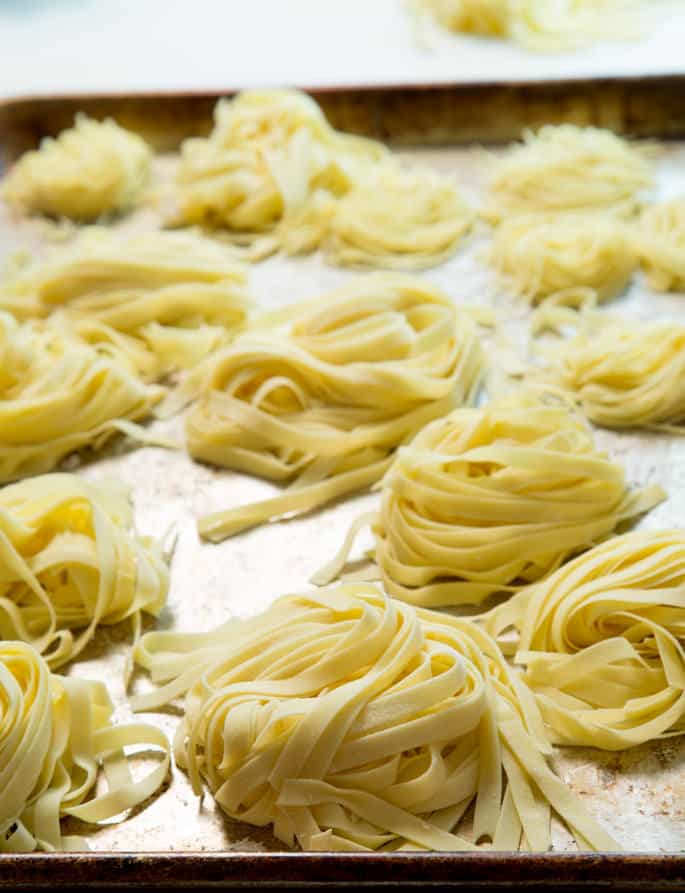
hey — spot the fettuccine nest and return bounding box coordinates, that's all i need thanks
[636,197,685,292]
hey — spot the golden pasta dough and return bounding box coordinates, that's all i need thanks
[4,228,251,373]
[0,473,169,668]
[315,395,664,606]
[491,212,635,303]
[485,125,652,222]
[0,311,163,483]
[538,314,685,429]
[2,115,151,221]
[323,165,474,270]
[483,530,685,750]
[636,197,685,292]
[0,640,169,852]
[187,275,484,542]
[131,584,619,852]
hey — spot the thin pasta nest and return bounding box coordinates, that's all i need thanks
[491,212,635,303]
[0,473,169,669]
[187,275,485,542]
[485,125,652,221]
[2,115,151,221]
[483,530,685,750]
[0,640,169,852]
[316,394,664,606]
[131,584,619,852]
[4,228,251,374]
[0,311,164,483]
[636,197,685,292]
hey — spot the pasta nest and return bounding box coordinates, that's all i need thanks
[0,312,163,483]
[186,275,485,542]
[636,197,685,292]
[318,395,664,606]
[175,90,385,238]
[2,115,151,221]
[4,229,251,374]
[0,473,169,668]
[322,165,474,271]
[485,125,652,221]
[132,584,618,853]
[484,530,685,750]
[542,316,685,429]
[0,640,169,852]
[490,212,635,303]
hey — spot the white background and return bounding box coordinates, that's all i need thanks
[0,0,684,100]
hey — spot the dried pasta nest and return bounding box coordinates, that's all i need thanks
[185,275,485,543]
[0,640,169,852]
[3,228,251,374]
[490,212,635,303]
[315,394,664,606]
[484,530,685,750]
[636,196,685,292]
[2,115,151,221]
[0,311,163,483]
[131,584,619,853]
[485,125,652,221]
[0,473,169,668]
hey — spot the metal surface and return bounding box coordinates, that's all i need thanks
[0,89,684,886]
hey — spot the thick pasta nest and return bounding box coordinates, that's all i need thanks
[4,228,251,373]
[2,115,151,221]
[316,395,665,606]
[0,473,169,668]
[539,315,685,429]
[187,275,485,542]
[131,584,619,852]
[0,311,163,483]
[416,0,635,51]
[490,213,635,303]
[175,90,385,243]
[0,640,169,852]
[483,530,685,750]
[323,165,474,270]
[485,125,652,221]
[636,197,685,292]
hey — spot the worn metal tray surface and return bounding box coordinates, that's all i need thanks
[0,83,685,889]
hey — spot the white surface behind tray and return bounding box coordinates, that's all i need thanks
[0,0,684,101]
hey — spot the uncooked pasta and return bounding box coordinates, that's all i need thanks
[0,311,164,483]
[0,473,169,668]
[2,115,151,221]
[131,584,619,852]
[490,212,635,303]
[315,394,665,606]
[537,313,685,429]
[485,125,652,222]
[636,197,685,292]
[4,228,251,373]
[0,640,169,852]
[323,164,474,270]
[186,275,485,542]
[483,530,685,750]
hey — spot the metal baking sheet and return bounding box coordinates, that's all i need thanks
[1,87,685,888]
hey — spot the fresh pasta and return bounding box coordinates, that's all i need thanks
[636,197,685,292]
[538,314,685,429]
[485,125,652,221]
[2,115,151,221]
[315,395,665,606]
[4,228,251,373]
[0,473,169,668]
[131,584,619,852]
[483,530,685,750]
[0,311,164,483]
[187,275,485,542]
[0,640,169,852]
[491,212,635,303]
